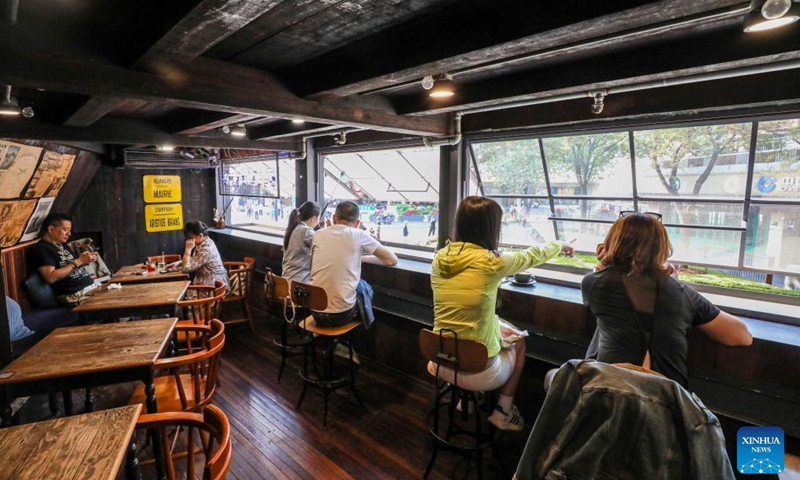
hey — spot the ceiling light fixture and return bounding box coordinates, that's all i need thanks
[157,145,174,151]
[230,125,247,137]
[428,74,455,99]
[0,85,21,116]
[744,0,800,32]
[292,119,305,125]
[179,149,195,160]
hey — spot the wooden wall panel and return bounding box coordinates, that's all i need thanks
[73,167,215,271]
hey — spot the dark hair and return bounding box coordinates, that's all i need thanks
[334,201,360,224]
[40,212,72,235]
[453,196,502,251]
[283,201,321,249]
[599,213,673,276]
[183,220,209,238]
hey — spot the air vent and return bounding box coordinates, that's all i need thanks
[124,150,214,169]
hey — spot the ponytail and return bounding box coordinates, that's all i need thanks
[283,201,321,250]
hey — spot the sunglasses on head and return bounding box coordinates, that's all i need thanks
[619,211,662,222]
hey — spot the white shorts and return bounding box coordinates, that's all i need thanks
[427,345,517,392]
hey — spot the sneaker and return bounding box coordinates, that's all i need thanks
[488,405,524,432]
[333,342,360,364]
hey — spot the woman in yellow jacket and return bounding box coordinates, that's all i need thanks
[430,197,573,431]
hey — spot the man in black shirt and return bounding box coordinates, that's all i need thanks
[28,213,98,305]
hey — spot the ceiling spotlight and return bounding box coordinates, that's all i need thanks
[292,119,305,125]
[421,75,435,90]
[157,145,174,151]
[179,149,195,160]
[429,74,455,99]
[590,91,607,115]
[21,106,34,118]
[0,85,21,116]
[744,0,800,32]
[221,125,231,134]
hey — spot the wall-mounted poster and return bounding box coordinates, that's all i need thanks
[19,197,55,243]
[144,203,184,232]
[23,151,76,199]
[0,140,43,199]
[143,175,182,203]
[0,199,37,247]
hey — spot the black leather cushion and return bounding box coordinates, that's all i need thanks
[23,273,59,309]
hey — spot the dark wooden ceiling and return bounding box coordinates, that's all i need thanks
[1,0,799,152]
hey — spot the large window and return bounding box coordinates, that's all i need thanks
[220,156,298,233]
[469,118,800,292]
[321,147,440,249]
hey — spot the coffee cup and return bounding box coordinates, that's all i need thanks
[514,273,534,284]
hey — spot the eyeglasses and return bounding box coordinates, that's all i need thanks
[619,211,662,222]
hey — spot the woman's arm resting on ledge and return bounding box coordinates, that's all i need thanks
[698,310,754,347]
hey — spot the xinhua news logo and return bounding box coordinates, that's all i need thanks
[737,426,784,475]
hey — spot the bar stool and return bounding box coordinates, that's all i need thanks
[291,281,362,430]
[265,269,312,382]
[419,328,498,480]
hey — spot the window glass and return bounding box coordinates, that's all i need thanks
[542,132,632,196]
[225,159,297,232]
[745,205,800,272]
[471,139,546,195]
[643,201,744,227]
[668,227,742,267]
[495,198,555,246]
[751,119,800,199]
[634,124,752,198]
[552,198,634,221]
[322,147,440,248]
[220,159,279,197]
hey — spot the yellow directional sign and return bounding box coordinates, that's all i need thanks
[143,175,182,203]
[145,204,184,232]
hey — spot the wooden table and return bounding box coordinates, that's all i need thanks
[0,318,176,423]
[0,405,142,480]
[109,264,189,284]
[72,280,190,318]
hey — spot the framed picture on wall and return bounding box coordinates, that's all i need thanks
[19,197,55,243]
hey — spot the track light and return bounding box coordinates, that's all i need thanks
[590,91,606,114]
[222,124,246,137]
[429,74,455,99]
[179,149,195,160]
[744,0,800,32]
[0,85,21,116]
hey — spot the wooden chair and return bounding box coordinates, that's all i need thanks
[147,254,182,264]
[129,319,225,413]
[221,259,255,332]
[292,281,362,429]
[265,269,311,382]
[177,281,226,327]
[419,328,495,480]
[133,404,232,480]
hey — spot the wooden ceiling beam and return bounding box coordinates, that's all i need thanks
[247,121,340,140]
[63,0,281,128]
[461,69,800,133]
[162,111,263,135]
[0,51,449,136]
[0,117,300,151]
[280,0,745,98]
[392,26,800,116]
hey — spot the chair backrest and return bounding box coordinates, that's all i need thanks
[224,260,253,299]
[419,328,488,374]
[290,281,328,312]
[135,404,232,480]
[264,269,291,301]
[178,284,217,325]
[147,254,182,264]
[155,319,225,411]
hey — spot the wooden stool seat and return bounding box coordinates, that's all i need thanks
[299,316,360,336]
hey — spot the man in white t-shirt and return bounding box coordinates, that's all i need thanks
[310,201,398,327]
